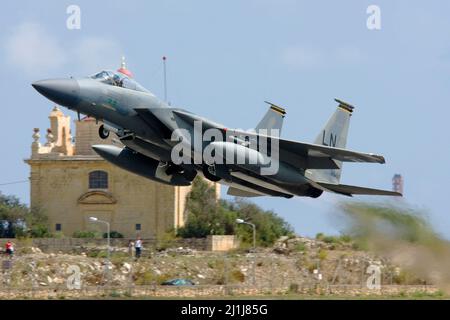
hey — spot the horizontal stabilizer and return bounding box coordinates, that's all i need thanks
[226,128,386,167]
[318,183,402,197]
[227,187,263,197]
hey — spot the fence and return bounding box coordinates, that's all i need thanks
[0,237,209,253]
[0,283,440,299]
[0,250,440,299]
[0,237,441,299]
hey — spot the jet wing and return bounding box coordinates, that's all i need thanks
[318,183,402,197]
[278,138,385,164]
[134,108,173,139]
[172,109,226,131]
[226,129,386,169]
[168,111,385,169]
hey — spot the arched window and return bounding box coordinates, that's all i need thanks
[89,171,108,189]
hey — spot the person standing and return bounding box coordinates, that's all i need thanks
[135,237,142,259]
[5,240,14,258]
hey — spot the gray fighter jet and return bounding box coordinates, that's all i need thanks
[32,69,401,198]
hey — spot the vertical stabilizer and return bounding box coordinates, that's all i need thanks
[307,99,354,184]
[255,101,286,134]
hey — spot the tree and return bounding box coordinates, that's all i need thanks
[0,193,28,238]
[0,192,51,238]
[23,206,52,238]
[178,177,294,246]
[223,198,294,246]
[177,177,224,238]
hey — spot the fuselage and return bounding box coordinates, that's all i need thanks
[32,71,319,198]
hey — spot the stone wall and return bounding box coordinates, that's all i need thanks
[206,235,239,252]
[0,285,440,299]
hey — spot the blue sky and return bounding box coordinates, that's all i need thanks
[0,0,449,237]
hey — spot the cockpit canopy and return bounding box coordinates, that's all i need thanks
[90,70,149,93]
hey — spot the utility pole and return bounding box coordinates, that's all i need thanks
[89,217,111,284]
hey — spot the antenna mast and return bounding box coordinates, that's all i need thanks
[163,56,168,103]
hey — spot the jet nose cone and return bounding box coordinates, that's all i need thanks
[32,78,80,107]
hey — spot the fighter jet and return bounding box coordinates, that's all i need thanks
[32,68,401,198]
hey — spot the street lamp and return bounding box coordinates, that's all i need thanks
[236,218,256,286]
[89,217,111,283]
[236,218,256,250]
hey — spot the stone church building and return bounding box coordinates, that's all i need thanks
[25,106,219,238]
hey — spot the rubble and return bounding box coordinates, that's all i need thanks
[0,235,432,298]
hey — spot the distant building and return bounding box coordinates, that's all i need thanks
[24,60,220,238]
[392,174,404,195]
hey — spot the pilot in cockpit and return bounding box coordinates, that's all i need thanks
[90,70,150,94]
[112,73,124,87]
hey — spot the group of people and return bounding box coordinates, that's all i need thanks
[128,237,143,259]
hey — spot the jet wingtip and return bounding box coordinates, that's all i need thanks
[368,153,386,164]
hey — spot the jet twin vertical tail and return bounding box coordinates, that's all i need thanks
[255,101,286,133]
[307,99,354,184]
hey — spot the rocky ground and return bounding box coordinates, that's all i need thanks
[0,236,439,298]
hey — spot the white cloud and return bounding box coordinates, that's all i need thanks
[4,22,123,77]
[281,46,324,70]
[281,45,364,70]
[4,22,67,76]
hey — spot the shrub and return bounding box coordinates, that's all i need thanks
[109,291,122,298]
[318,249,328,261]
[73,230,99,238]
[315,233,324,240]
[339,234,352,243]
[295,243,307,252]
[322,236,338,244]
[307,262,317,273]
[87,250,108,258]
[18,247,33,254]
[104,231,124,239]
[288,283,299,293]
[52,231,65,239]
[156,229,177,251]
[111,252,130,265]
[230,270,245,283]
[134,271,171,285]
